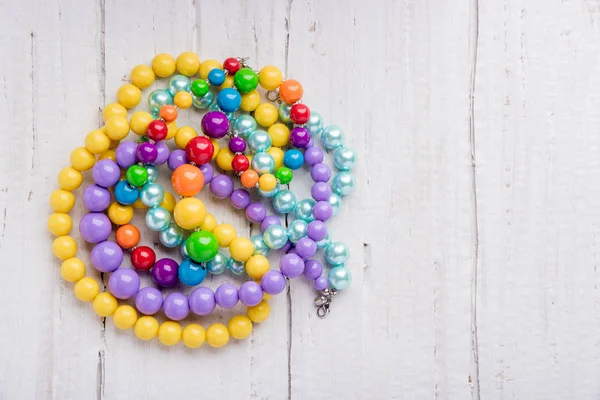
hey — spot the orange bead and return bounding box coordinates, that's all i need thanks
[279,79,303,104]
[172,164,204,197]
[159,105,178,122]
[241,170,259,188]
[115,224,140,249]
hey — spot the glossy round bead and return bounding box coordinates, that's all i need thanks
[146,164,160,183]
[279,79,303,104]
[99,150,116,161]
[293,199,315,222]
[79,213,111,243]
[115,141,137,168]
[192,91,215,109]
[304,259,323,280]
[74,277,99,302]
[223,57,241,74]
[90,241,123,273]
[333,147,357,171]
[305,112,324,136]
[241,169,259,188]
[173,197,206,230]
[313,200,333,222]
[189,287,216,316]
[261,270,286,295]
[131,246,156,271]
[245,254,270,280]
[152,53,176,77]
[174,91,193,109]
[176,52,200,76]
[190,79,209,98]
[245,202,266,223]
[117,84,142,109]
[139,182,164,207]
[60,257,86,282]
[201,111,230,139]
[159,106,178,124]
[280,253,305,278]
[178,259,207,286]
[278,102,292,123]
[258,174,277,192]
[287,219,308,243]
[160,191,176,213]
[113,305,138,330]
[228,315,253,340]
[135,316,159,340]
[283,149,304,170]
[305,220,326,242]
[229,237,255,262]
[85,129,110,154]
[237,282,262,307]
[328,266,352,290]
[296,237,317,259]
[159,223,184,248]
[228,259,245,276]
[266,124,289,149]
[135,287,163,315]
[215,283,239,308]
[311,163,331,183]
[254,103,278,127]
[200,213,217,232]
[158,321,182,346]
[215,148,235,171]
[172,164,205,197]
[240,90,261,111]
[332,171,355,196]
[290,103,310,124]
[182,324,206,348]
[93,292,118,317]
[210,224,235,248]
[146,120,168,142]
[104,116,131,142]
[232,154,250,173]
[233,114,258,139]
[206,323,230,348]
[174,126,197,150]
[198,59,222,79]
[185,136,214,167]
[206,251,230,274]
[230,188,251,210]
[186,230,219,263]
[290,127,310,149]
[70,147,96,171]
[248,130,272,153]
[50,189,75,213]
[167,74,191,96]
[273,190,297,214]
[258,65,283,90]
[325,242,350,266]
[233,67,259,93]
[321,125,345,149]
[135,142,157,166]
[108,268,140,300]
[152,258,179,288]
[309,182,330,202]
[115,224,140,249]
[247,300,270,323]
[314,276,328,291]
[325,194,341,217]
[103,103,127,122]
[210,174,234,199]
[108,202,134,225]
[263,224,289,249]
[131,64,155,89]
[146,206,171,231]
[217,88,241,112]
[252,152,275,175]
[129,111,154,136]
[47,213,72,236]
[148,89,173,114]
[58,167,83,190]
[208,68,226,86]
[126,165,148,187]
[250,235,270,256]
[228,137,246,154]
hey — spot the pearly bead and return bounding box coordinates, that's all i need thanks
[325,242,349,265]
[332,172,355,196]
[228,260,246,276]
[295,199,316,222]
[146,165,159,183]
[146,206,171,231]
[257,185,280,198]
[287,220,308,243]
[263,224,289,249]
[140,182,165,207]
[167,74,191,95]
[272,189,297,214]
[192,91,214,109]
[232,115,257,139]
[251,152,275,175]
[148,89,173,113]
[250,235,270,256]
[247,130,272,153]
[316,234,331,249]
[334,147,356,171]
[321,125,344,149]
[328,193,342,216]
[159,223,184,248]
[305,111,324,136]
[278,103,292,123]
[328,266,352,290]
[206,251,230,274]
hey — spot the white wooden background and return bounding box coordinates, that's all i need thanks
[1,0,600,399]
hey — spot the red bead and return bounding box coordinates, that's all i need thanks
[290,103,310,125]
[131,246,156,271]
[146,120,168,141]
[223,57,241,75]
[232,154,250,173]
[186,136,214,165]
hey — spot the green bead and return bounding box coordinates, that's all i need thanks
[190,79,209,97]
[233,68,259,93]
[275,167,293,184]
[186,230,219,263]
[126,165,148,187]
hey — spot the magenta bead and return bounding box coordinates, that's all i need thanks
[136,142,158,164]
[228,137,247,153]
[231,188,251,209]
[214,283,239,308]
[312,201,333,222]
[261,270,287,295]
[304,259,323,280]
[189,287,216,316]
[108,268,140,299]
[210,174,234,199]
[201,111,229,139]
[135,287,163,315]
[238,281,263,306]
[152,258,178,287]
[92,159,120,188]
[280,253,305,278]
[246,202,267,222]
[79,212,111,243]
[295,237,317,260]
[90,241,123,272]
[163,292,190,321]
[290,127,310,148]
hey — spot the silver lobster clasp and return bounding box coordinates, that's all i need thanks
[314,288,337,319]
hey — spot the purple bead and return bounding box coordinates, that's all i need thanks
[280,253,305,278]
[200,163,214,183]
[314,276,328,291]
[295,237,317,260]
[135,287,163,315]
[154,141,170,165]
[260,215,281,233]
[201,111,229,139]
[290,127,310,148]
[115,141,138,168]
[151,258,179,287]
[189,287,216,316]
[307,138,315,148]
[246,202,267,223]
[261,270,287,295]
[228,137,247,153]
[307,220,327,242]
[304,146,324,166]
[82,184,111,212]
[168,149,188,171]
[210,174,234,199]
[287,247,298,256]
[281,241,293,253]
[79,213,111,243]
[136,142,158,164]
[312,201,333,222]
[90,241,123,272]
[238,281,263,306]
[311,163,331,182]
[311,182,332,202]
[108,268,140,300]
[163,292,190,321]
[231,188,251,210]
[214,283,239,308]
[304,259,323,280]
[92,159,120,188]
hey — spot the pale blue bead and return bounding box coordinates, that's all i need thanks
[251,235,270,256]
[321,125,344,149]
[295,199,316,222]
[229,259,246,276]
[167,74,191,95]
[305,111,324,136]
[328,266,352,290]
[332,172,355,196]
[159,224,184,248]
[192,91,214,109]
[181,239,189,258]
[148,89,173,113]
[247,130,272,153]
[145,206,171,231]
[287,220,308,243]
[232,115,257,139]
[146,165,159,183]
[258,185,280,198]
[209,102,234,120]
[325,242,349,265]
[334,147,356,171]
[251,152,275,175]
[140,182,165,207]
[206,252,229,274]
[263,225,289,249]
[316,234,330,249]
[273,189,297,214]
[328,193,342,216]
[278,103,292,123]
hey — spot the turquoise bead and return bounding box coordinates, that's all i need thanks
[305,111,324,136]
[328,266,352,290]
[328,193,342,216]
[251,235,270,256]
[251,152,275,175]
[295,199,316,222]
[167,74,191,95]
[159,223,184,248]
[263,225,289,249]
[325,242,349,265]
[192,91,214,109]
[229,259,246,276]
[258,185,280,198]
[316,234,330,249]
[334,147,356,171]
[232,115,257,139]
[178,259,207,286]
[287,220,308,243]
[140,182,165,207]
[273,189,297,214]
[146,165,159,183]
[321,125,344,149]
[206,251,230,274]
[332,172,354,196]
[180,239,189,258]
[247,130,272,153]
[145,206,171,231]
[148,89,173,113]
[278,103,292,123]
[217,88,241,112]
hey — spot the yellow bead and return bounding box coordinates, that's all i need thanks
[182,324,206,348]
[109,139,120,149]
[200,213,217,232]
[52,236,77,260]
[116,83,142,109]
[160,191,176,213]
[216,148,235,171]
[102,103,127,122]
[199,59,223,79]
[258,174,277,192]
[211,139,220,160]
[240,90,261,112]
[268,147,284,170]
[93,292,118,317]
[48,213,72,236]
[229,237,255,262]
[104,116,130,141]
[268,123,290,147]
[176,52,200,76]
[129,111,154,136]
[166,121,178,140]
[135,316,159,341]
[206,323,230,348]
[112,305,138,330]
[219,75,234,90]
[130,64,155,89]
[173,197,207,230]
[152,53,176,78]
[228,315,253,340]
[99,150,117,162]
[50,189,75,213]
[247,300,270,323]
[132,198,147,210]
[262,292,272,300]
[60,257,86,282]
[258,65,283,90]
[174,91,193,109]
[158,321,182,346]
[174,126,198,150]
[74,277,100,302]
[254,103,279,127]
[213,224,236,247]
[58,167,83,190]
[246,255,270,280]
[85,129,111,154]
[70,147,96,171]
[108,202,134,225]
